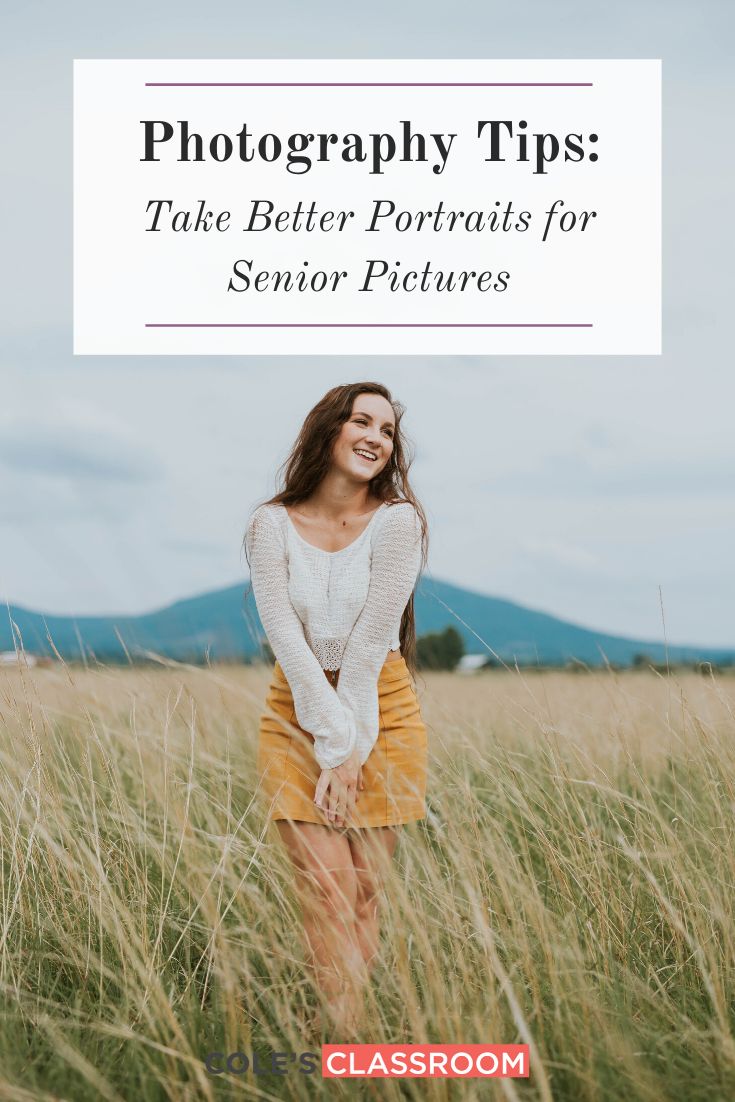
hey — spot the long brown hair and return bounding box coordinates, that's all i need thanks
[244,382,428,674]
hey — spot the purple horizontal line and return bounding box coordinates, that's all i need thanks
[145,323,593,329]
[145,82,593,88]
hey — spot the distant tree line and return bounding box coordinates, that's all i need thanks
[11,633,734,673]
[416,626,465,671]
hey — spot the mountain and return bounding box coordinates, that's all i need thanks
[2,577,733,668]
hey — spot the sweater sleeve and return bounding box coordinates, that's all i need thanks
[245,506,358,770]
[336,502,423,765]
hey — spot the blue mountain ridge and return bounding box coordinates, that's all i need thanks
[2,576,732,667]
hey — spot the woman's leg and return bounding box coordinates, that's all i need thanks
[275,820,368,1034]
[347,826,400,973]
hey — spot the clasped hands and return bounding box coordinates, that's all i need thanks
[314,747,364,828]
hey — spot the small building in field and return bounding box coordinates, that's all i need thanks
[457,653,490,674]
[0,651,39,668]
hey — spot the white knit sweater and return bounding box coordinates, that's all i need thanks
[245,500,423,769]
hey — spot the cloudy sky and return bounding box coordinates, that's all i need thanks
[2,0,733,646]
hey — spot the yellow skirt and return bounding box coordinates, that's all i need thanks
[257,656,427,828]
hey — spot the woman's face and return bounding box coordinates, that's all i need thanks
[331,393,396,485]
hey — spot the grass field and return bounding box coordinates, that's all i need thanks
[1,659,734,1100]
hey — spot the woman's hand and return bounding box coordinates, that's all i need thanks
[314,748,361,827]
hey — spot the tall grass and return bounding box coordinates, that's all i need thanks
[1,658,734,1100]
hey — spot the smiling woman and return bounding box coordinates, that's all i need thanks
[243,381,429,1037]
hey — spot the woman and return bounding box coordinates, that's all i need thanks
[244,381,429,1038]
